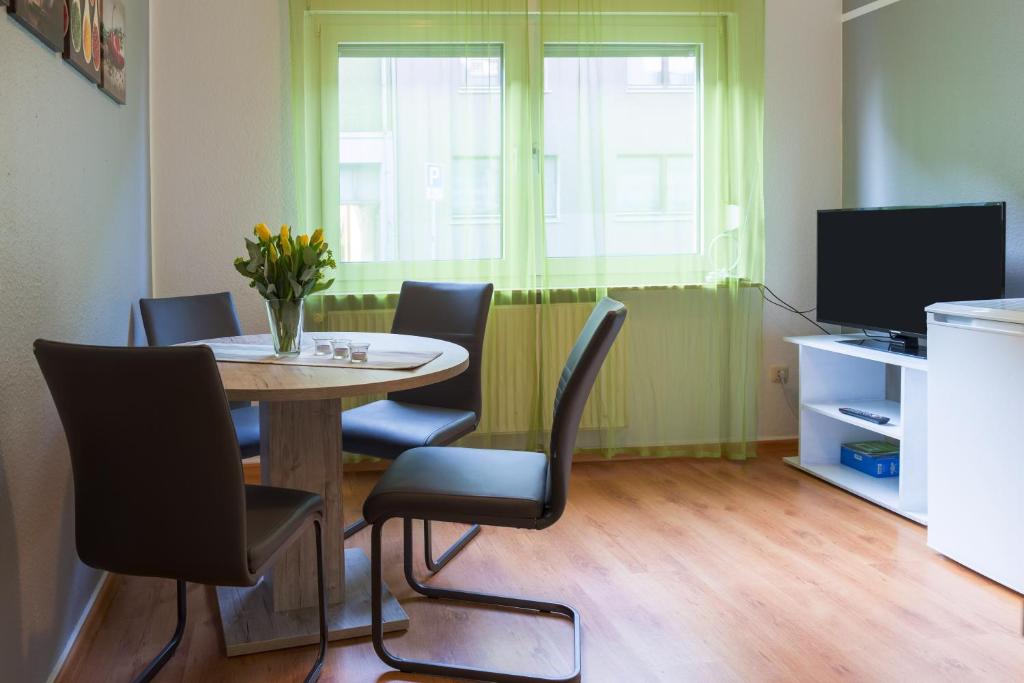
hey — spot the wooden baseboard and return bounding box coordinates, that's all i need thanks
[755,437,800,458]
[242,438,799,482]
[49,572,116,683]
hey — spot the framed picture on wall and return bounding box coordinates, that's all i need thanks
[64,0,102,84]
[99,0,125,104]
[8,0,67,52]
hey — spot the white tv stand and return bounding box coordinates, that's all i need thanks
[785,335,928,525]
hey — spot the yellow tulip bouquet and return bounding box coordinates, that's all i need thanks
[234,224,337,356]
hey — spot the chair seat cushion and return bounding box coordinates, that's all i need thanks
[342,400,477,460]
[363,447,548,527]
[245,485,322,574]
[232,405,260,459]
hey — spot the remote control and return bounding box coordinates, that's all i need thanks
[838,407,890,425]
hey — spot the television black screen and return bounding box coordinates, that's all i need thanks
[817,203,1006,337]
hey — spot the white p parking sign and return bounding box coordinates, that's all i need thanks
[425,163,444,200]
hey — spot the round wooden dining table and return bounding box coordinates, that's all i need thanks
[203,331,469,656]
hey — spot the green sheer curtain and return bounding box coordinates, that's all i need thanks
[291,0,765,460]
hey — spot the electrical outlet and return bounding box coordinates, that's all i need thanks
[769,364,789,384]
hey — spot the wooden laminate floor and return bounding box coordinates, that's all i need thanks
[58,455,1024,682]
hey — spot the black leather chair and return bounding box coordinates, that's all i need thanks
[138,292,260,458]
[363,297,626,683]
[34,340,328,683]
[342,281,493,573]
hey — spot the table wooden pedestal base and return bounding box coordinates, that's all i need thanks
[209,332,468,658]
[216,548,408,656]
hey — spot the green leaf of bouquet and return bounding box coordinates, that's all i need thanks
[234,261,255,279]
[245,239,262,262]
[311,278,334,294]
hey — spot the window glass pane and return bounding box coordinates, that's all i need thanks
[339,58,383,132]
[544,48,700,258]
[666,56,696,87]
[462,57,500,91]
[665,155,695,214]
[617,156,662,214]
[340,163,380,203]
[625,57,663,87]
[339,49,502,262]
[339,205,382,262]
[543,155,558,218]
[339,163,381,263]
[452,157,500,218]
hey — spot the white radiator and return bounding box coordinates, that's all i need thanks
[323,301,627,434]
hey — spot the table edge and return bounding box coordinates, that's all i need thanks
[222,355,469,402]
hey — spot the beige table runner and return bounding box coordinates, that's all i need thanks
[199,342,441,370]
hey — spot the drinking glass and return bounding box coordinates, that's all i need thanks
[333,338,351,361]
[312,336,334,357]
[349,342,370,363]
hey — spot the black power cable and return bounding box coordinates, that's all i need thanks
[758,284,830,335]
[762,284,816,314]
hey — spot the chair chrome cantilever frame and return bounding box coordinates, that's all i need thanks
[346,516,479,574]
[34,340,328,683]
[342,280,493,574]
[133,579,187,682]
[363,298,626,682]
[370,519,581,683]
[134,523,328,683]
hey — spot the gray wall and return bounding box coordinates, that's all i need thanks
[0,1,150,680]
[844,0,1024,295]
[842,0,878,12]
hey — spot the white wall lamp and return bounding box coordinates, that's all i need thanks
[705,203,742,282]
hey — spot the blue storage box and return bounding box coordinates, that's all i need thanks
[840,441,899,478]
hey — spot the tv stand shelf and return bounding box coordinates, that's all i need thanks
[785,335,928,525]
[802,398,902,439]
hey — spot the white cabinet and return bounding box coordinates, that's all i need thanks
[786,335,928,524]
[927,300,1024,593]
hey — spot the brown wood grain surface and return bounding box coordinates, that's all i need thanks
[207,332,468,401]
[56,452,1024,682]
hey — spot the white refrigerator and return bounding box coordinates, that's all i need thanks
[926,298,1024,593]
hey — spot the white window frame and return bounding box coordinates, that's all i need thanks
[309,13,727,291]
[625,55,698,94]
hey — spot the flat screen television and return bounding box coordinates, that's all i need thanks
[817,202,1006,358]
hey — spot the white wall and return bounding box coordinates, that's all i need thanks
[760,0,843,439]
[844,0,1024,296]
[0,1,151,679]
[150,0,295,333]
[149,0,842,440]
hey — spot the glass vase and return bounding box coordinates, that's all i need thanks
[265,298,305,358]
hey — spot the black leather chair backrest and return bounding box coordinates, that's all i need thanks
[139,292,243,347]
[542,298,627,528]
[33,340,252,586]
[139,292,248,409]
[387,281,494,418]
